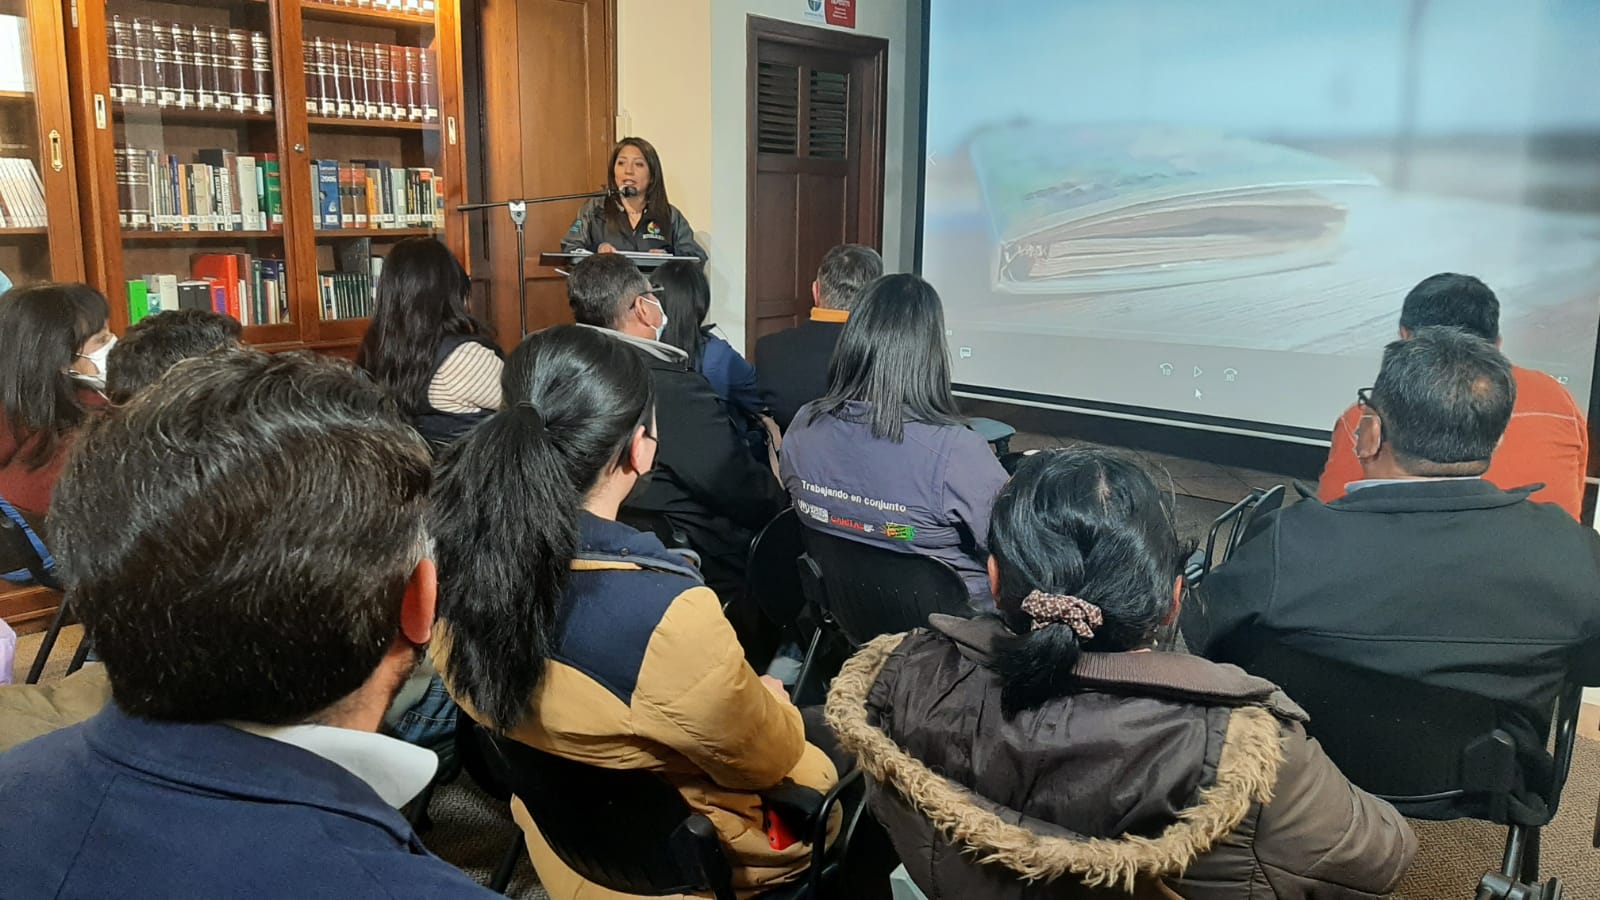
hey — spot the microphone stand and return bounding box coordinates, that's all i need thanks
[457,187,618,337]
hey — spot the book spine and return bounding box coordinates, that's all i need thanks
[362,164,377,226]
[317,160,340,228]
[152,20,176,108]
[262,155,282,228]
[316,37,336,116]
[304,37,320,115]
[402,46,421,121]
[420,48,437,121]
[192,26,216,110]
[391,165,408,227]
[226,29,250,113]
[250,31,273,114]
[171,23,194,109]
[115,148,131,229]
[108,17,132,102]
[126,279,148,324]
[362,42,383,120]
[236,156,260,231]
[339,163,354,226]
[347,41,368,119]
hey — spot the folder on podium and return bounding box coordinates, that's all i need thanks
[539,250,701,271]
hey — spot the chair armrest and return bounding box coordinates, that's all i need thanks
[760,779,827,836]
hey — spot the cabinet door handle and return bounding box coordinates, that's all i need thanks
[447,116,457,146]
[48,130,63,172]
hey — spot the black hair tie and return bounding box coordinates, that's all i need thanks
[515,401,547,435]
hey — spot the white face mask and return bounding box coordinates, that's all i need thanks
[642,294,668,342]
[78,334,116,379]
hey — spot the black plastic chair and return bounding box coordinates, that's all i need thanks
[747,507,808,629]
[791,527,974,704]
[1245,642,1578,899]
[1182,484,1285,587]
[475,726,865,899]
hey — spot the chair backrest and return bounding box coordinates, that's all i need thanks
[0,511,57,589]
[797,527,973,647]
[477,730,735,899]
[1246,640,1574,824]
[746,507,807,627]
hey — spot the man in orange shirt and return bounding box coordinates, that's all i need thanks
[1318,273,1589,519]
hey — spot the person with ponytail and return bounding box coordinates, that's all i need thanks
[825,449,1415,898]
[430,325,836,900]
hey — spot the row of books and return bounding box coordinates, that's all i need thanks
[312,160,444,230]
[127,254,290,327]
[303,38,438,123]
[0,158,47,229]
[107,17,274,115]
[318,270,377,320]
[116,146,283,232]
[308,0,438,14]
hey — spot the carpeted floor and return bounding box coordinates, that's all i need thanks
[13,624,1600,897]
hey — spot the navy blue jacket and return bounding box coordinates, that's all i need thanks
[0,705,494,898]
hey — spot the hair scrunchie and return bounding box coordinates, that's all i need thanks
[514,401,547,436]
[1020,590,1103,640]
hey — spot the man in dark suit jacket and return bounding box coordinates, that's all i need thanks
[754,243,883,430]
[567,254,787,662]
[0,351,495,898]
[1188,328,1600,824]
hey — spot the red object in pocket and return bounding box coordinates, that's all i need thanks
[763,808,801,851]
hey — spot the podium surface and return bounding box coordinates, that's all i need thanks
[539,250,699,270]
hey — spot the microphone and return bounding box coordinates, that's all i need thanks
[611,185,640,198]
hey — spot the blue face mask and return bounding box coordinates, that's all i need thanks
[0,269,11,296]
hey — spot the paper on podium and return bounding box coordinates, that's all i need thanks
[539,249,701,269]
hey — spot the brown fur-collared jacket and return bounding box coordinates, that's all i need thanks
[827,616,1416,898]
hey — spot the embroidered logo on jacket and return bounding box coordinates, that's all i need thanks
[885,523,916,541]
[644,221,665,241]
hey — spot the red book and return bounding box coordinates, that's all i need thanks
[191,253,242,322]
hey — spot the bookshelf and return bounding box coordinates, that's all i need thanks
[64,0,465,351]
[0,0,85,288]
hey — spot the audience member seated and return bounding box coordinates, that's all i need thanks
[826,449,1415,898]
[780,274,1007,601]
[0,284,111,520]
[654,259,765,424]
[357,237,503,447]
[429,325,836,900]
[566,253,786,649]
[755,243,883,430]
[1191,327,1600,821]
[0,349,496,897]
[1319,273,1588,518]
[105,308,241,403]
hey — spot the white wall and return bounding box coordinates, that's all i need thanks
[618,0,917,353]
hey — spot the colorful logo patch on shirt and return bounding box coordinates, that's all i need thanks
[644,221,665,240]
[885,523,916,541]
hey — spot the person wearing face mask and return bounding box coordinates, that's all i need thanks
[0,283,111,520]
[565,253,788,667]
[560,137,708,262]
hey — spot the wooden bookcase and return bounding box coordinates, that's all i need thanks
[0,0,84,287]
[62,0,467,354]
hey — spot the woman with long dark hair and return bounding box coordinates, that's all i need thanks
[560,137,708,262]
[826,449,1416,897]
[355,238,501,446]
[430,325,835,899]
[652,259,764,422]
[780,273,1008,599]
[0,283,111,517]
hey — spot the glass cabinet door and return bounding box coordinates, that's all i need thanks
[0,0,79,289]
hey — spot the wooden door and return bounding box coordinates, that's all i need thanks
[463,0,614,345]
[746,17,885,352]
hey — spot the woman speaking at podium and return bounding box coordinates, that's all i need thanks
[561,137,709,262]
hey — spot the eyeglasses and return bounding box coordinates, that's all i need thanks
[1356,387,1377,412]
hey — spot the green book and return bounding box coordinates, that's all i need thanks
[126,279,149,323]
[262,156,283,228]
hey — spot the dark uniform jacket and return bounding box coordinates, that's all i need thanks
[827,616,1416,898]
[1188,478,1600,823]
[560,197,708,261]
[754,317,846,431]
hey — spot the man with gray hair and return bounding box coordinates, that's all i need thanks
[755,243,883,430]
[567,253,787,665]
[1188,327,1600,823]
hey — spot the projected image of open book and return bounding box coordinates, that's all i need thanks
[972,125,1381,293]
